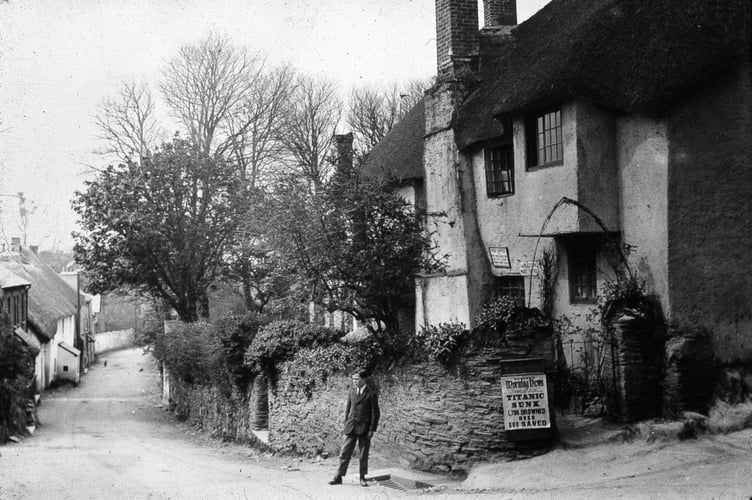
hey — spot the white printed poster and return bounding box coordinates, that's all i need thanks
[501,373,551,430]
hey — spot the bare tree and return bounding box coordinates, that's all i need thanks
[95,81,163,161]
[223,64,297,187]
[278,75,342,188]
[347,78,431,155]
[399,78,432,115]
[347,84,400,153]
[16,192,35,247]
[160,33,264,157]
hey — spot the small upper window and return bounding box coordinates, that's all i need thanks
[526,108,563,167]
[496,276,525,305]
[569,242,597,303]
[484,145,514,196]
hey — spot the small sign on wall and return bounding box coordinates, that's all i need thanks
[501,373,551,431]
[517,259,540,276]
[488,246,511,268]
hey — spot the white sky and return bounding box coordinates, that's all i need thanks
[0,0,550,252]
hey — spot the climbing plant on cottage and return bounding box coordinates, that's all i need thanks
[257,169,444,348]
[0,328,36,444]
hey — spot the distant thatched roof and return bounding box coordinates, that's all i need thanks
[0,248,77,340]
[359,98,425,183]
[455,0,751,149]
[0,268,31,289]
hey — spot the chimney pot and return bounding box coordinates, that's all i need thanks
[483,0,517,29]
[334,133,354,174]
[11,237,21,252]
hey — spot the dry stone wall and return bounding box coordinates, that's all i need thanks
[610,312,664,421]
[166,376,267,447]
[270,331,555,473]
[163,328,555,473]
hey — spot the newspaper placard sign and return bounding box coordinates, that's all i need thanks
[488,246,511,268]
[501,373,551,430]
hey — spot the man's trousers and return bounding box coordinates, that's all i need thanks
[336,432,371,478]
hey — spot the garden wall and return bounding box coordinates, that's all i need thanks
[165,373,268,447]
[270,329,555,473]
[162,327,555,473]
[94,328,135,354]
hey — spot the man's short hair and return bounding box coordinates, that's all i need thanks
[352,369,369,379]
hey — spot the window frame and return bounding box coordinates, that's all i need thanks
[483,143,515,197]
[525,107,564,169]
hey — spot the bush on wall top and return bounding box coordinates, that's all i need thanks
[283,339,383,397]
[152,313,262,393]
[244,319,343,375]
[154,321,221,386]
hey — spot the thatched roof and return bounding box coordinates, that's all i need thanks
[0,268,31,289]
[0,248,77,340]
[359,98,425,183]
[454,0,751,149]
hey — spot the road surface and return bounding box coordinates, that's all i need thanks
[0,348,458,500]
[1,347,750,499]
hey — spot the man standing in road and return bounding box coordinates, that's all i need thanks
[328,369,380,487]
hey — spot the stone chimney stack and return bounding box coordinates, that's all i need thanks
[483,0,517,29]
[435,0,479,78]
[11,237,21,252]
[334,133,354,174]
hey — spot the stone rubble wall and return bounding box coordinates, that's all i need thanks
[663,326,718,415]
[166,374,266,447]
[270,330,555,473]
[163,328,555,473]
[609,312,665,422]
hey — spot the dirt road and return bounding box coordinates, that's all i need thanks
[0,348,452,500]
[1,347,750,499]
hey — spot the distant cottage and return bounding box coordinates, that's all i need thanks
[0,240,81,389]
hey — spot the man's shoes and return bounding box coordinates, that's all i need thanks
[328,476,342,485]
[360,477,368,487]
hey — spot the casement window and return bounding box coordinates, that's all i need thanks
[496,276,525,304]
[569,243,597,303]
[526,108,563,167]
[484,145,514,196]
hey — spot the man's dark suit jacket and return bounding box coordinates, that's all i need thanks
[343,385,380,436]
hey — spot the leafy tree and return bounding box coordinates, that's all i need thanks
[72,138,252,322]
[222,217,304,316]
[260,167,443,344]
